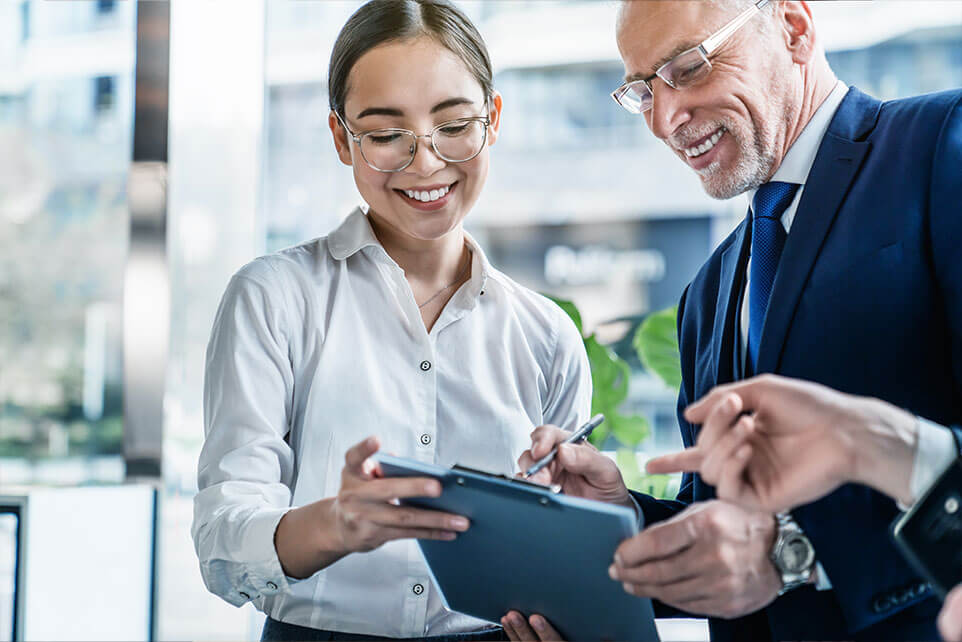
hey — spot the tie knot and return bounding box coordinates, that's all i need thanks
[753,182,799,221]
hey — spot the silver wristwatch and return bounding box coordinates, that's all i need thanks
[770,512,815,596]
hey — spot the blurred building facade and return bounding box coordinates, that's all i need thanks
[0,0,134,477]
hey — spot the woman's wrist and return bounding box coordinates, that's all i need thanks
[274,498,349,579]
[850,398,918,506]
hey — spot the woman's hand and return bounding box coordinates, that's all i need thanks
[518,425,632,509]
[274,436,469,578]
[331,436,470,553]
[501,611,564,641]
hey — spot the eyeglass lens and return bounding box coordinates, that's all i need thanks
[359,119,487,171]
[621,49,712,113]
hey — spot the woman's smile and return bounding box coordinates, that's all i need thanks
[394,181,458,210]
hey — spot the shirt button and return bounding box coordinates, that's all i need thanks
[420,434,432,446]
[266,581,277,590]
[239,591,250,600]
[412,583,424,596]
[420,360,432,372]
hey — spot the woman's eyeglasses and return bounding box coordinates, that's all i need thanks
[335,111,491,173]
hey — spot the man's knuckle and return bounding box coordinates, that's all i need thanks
[717,545,737,570]
[706,511,727,535]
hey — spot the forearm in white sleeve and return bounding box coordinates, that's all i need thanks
[191,270,301,607]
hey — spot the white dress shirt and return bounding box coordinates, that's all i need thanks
[737,81,958,587]
[192,208,591,637]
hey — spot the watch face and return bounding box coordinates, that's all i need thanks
[779,534,815,573]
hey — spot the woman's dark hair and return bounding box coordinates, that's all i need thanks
[328,0,494,117]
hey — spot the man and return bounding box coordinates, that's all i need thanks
[645,374,962,642]
[501,1,961,640]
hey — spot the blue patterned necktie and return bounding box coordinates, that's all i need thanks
[747,181,799,374]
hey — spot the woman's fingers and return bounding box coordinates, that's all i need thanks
[364,502,470,533]
[353,476,442,502]
[379,526,460,542]
[343,436,380,476]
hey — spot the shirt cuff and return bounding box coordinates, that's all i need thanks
[240,507,301,601]
[899,417,957,510]
[628,494,644,529]
[813,561,833,591]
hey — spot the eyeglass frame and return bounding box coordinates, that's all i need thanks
[611,0,771,114]
[333,108,492,173]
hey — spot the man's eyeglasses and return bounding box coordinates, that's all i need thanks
[611,0,770,114]
[334,111,491,173]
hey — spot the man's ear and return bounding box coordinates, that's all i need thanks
[780,1,818,66]
[485,91,504,147]
[328,111,354,167]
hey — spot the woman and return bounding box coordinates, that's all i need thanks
[191,1,591,640]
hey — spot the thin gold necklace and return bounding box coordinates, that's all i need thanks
[417,253,471,309]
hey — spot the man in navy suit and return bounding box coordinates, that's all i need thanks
[502,1,962,641]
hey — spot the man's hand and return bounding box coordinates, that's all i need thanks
[645,374,918,512]
[501,611,564,641]
[518,425,632,508]
[610,500,780,619]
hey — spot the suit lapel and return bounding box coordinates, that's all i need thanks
[755,88,880,374]
[712,218,750,385]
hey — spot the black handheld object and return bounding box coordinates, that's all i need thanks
[892,456,962,599]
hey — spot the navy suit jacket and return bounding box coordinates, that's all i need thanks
[632,86,962,641]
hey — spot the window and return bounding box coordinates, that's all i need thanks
[93,76,115,113]
[0,1,133,483]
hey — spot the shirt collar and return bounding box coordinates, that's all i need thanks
[326,205,493,298]
[327,207,383,261]
[747,80,849,204]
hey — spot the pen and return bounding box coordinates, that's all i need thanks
[523,413,605,478]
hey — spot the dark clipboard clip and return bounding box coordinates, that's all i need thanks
[451,464,563,494]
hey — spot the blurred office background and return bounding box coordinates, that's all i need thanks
[0,1,959,639]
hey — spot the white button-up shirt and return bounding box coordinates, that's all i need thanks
[192,208,591,637]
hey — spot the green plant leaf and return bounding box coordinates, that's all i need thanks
[616,448,643,487]
[608,413,649,449]
[547,296,649,451]
[633,306,682,390]
[634,473,672,500]
[585,335,629,411]
[546,295,583,336]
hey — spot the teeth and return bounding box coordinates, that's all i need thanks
[404,185,450,202]
[685,128,725,158]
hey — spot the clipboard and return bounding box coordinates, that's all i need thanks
[376,453,660,642]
